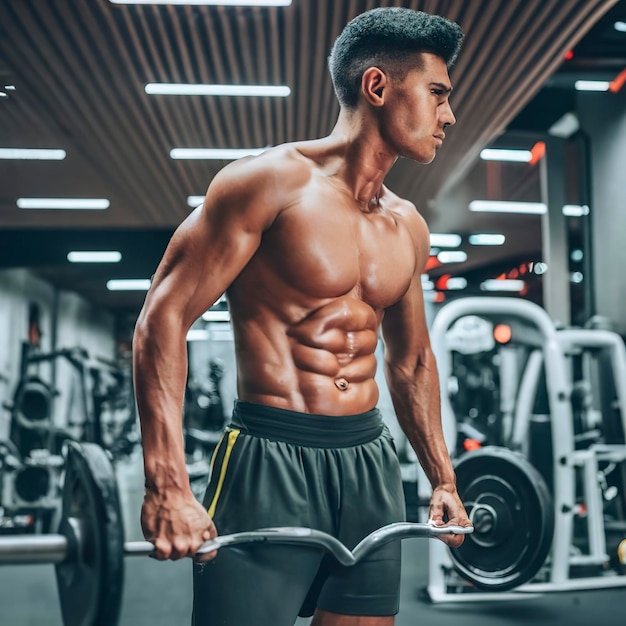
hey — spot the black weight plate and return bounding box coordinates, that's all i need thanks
[451,446,554,591]
[55,442,125,626]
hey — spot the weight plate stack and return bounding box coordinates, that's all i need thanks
[451,445,555,591]
[55,441,125,626]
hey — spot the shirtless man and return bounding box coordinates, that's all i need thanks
[133,7,471,626]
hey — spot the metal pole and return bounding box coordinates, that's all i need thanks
[0,534,67,564]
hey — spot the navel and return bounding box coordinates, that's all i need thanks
[334,377,350,391]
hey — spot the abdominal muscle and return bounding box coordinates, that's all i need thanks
[230,295,382,416]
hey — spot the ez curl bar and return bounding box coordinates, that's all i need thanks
[0,441,554,626]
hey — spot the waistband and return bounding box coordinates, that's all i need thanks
[230,400,384,448]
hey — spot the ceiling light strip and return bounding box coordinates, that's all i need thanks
[110,1,292,6]
[17,198,111,210]
[469,234,506,246]
[481,279,525,292]
[67,251,122,263]
[107,279,151,291]
[186,329,211,342]
[574,80,610,92]
[469,201,547,215]
[0,148,66,160]
[429,233,462,248]
[480,149,532,162]
[171,148,266,160]
[187,195,205,207]
[562,204,590,217]
[437,251,468,264]
[146,83,290,97]
[202,310,231,322]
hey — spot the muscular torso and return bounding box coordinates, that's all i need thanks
[226,151,419,415]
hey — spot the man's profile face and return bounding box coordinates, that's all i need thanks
[379,53,456,164]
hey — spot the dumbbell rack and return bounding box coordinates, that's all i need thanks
[427,297,626,602]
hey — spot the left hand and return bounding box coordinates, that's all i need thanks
[428,484,472,547]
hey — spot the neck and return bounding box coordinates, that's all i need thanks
[328,108,398,209]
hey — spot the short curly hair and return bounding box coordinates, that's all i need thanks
[328,7,463,109]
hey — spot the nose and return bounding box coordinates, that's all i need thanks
[441,101,456,128]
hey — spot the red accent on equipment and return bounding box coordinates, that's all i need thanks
[529,141,546,165]
[463,438,482,451]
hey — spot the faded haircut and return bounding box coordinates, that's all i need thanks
[328,7,463,108]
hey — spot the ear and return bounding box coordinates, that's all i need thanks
[361,67,388,107]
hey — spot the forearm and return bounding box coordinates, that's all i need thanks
[133,311,191,495]
[385,351,456,488]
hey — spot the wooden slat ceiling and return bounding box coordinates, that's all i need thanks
[0,0,618,233]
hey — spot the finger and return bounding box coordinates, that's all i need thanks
[196,549,218,563]
[202,523,217,541]
[428,506,445,525]
[437,533,465,548]
[170,539,192,561]
[151,537,173,561]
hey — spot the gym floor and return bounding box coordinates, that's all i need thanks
[0,452,624,626]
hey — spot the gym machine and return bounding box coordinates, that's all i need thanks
[514,326,626,582]
[0,343,140,534]
[426,297,626,602]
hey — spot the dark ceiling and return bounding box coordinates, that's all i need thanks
[0,0,624,326]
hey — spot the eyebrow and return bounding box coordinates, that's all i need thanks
[430,82,453,94]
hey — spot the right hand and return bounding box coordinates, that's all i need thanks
[141,489,218,561]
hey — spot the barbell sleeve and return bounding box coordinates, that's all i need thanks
[0,534,68,565]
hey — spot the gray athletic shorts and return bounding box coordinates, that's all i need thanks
[192,400,406,626]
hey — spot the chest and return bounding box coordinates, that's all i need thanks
[264,191,417,309]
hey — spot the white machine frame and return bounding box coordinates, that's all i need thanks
[427,297,626,602]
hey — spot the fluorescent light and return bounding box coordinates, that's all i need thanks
[187,195,205,207]
[570,272,584,284]
[437,251,467,264]
[186,329,211,342]
[17,198,110,210]
[614,21,626,32]
[202,310,231,322]
[469,200,547,214]
[549,112,580,138]
[562,204,590,217]
[480,149,532,162]
[446,277,467,290]
[533,262,548,275]
[469,234,505,246]
[430,233,461,248]
[575,80,610,92]
[210,329,234,342]
[571,249,584,262]
[0,148,66,160]
[480,279,525,292]
[67,251,122,263]
[146,83,290,97]
[170,148,265,160]
[110,1,292,5]
[106,279,151,291]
